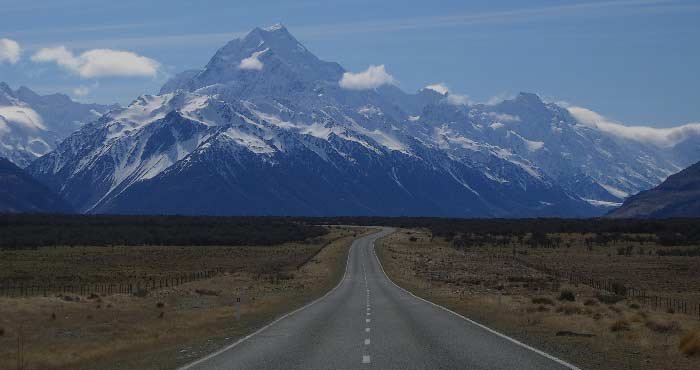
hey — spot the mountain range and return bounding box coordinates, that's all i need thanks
[0,83,117,168]
[8,24,697,217]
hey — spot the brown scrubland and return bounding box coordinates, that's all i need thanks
[377,228,700,370]
[0,226,370,370]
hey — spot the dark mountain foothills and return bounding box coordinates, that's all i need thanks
[608,160,700,218]
[0,214,327,249]
[0,157,72,213]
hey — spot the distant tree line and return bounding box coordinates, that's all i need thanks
[307,217,700,245]
[0,214,327,249]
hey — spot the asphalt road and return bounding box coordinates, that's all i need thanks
[180,228,578,370]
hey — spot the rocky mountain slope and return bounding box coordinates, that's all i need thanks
[608,161,700,218]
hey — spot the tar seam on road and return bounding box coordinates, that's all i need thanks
[369,235,582,370]
[176,231,364,370]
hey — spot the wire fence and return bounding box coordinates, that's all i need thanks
[513,256,700,317]
[0,268,225,298]
[0,234,350,299]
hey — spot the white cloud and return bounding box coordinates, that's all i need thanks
[73,85,91,97]
[487,112,520,123]
[339,65,395,90]
[566,105,700,148]
[238,48,267,70]
[447,93,470,106]
[0,106,46,131]
[0,38,21,64]
[424,83,449,95]
[31,46,160,78]
[483,92,515,105]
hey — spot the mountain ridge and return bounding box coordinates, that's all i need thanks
[0,84,118,167]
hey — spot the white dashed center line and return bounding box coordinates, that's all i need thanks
[362,249,372,365]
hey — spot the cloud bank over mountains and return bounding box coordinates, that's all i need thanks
[339,64,395,90]
[566,105,700,148]
[31,46,160,78]
[0,38,21,64]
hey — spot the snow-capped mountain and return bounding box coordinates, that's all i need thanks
[27,25,698,217]
[409,92,695,208]
[0,83,117,167]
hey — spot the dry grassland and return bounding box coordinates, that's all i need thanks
[377,229,700,370]
[0,226,372,370]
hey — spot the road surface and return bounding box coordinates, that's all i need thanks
[180,228,578,370]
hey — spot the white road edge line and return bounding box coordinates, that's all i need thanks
[364,338,370,345]
[177,230,376,370]
[371,231,581,370]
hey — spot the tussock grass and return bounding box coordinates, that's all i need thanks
[646,319,681,334]
[680,329,700,356]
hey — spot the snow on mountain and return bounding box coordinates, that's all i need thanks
[27,25,698,216]
[0,83,117,167]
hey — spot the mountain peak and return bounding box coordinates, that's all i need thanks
[15,86,40,100]
[260,23,287,33]
[515,92,544,105]
[165,24,344,93]
[0,82,12,95]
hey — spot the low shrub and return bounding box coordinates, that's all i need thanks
[195,289,220,296]
[597,293,625,305]
[133,288,149,298]
[583,298,598,306]
[610,319,630,332]
[532,297,555,305]
[628,303,640,309]
[526,305,551,313]
[558,290,576,302]
[156,302,165,308]
[0,327,4,336]
[556,304,583,315]
[646,319,681,334]
[555,330,595,338]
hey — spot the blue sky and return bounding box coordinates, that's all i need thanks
[1,0,698,127]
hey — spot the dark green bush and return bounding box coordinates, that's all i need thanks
[558,290,576,302]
